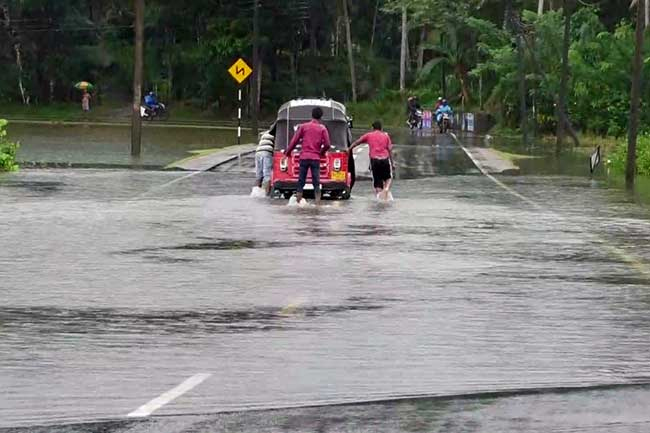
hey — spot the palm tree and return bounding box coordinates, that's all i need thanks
[420,23,472,104]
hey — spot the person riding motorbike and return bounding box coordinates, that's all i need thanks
[434,97,443,112]
[406,96,422,128]
[144,91,160,113]
[435,99,453,126]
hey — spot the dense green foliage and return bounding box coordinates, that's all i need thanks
[610,134,650,177]
[0,0,638,132]
[475,7,647,137]
[0,119,19,171]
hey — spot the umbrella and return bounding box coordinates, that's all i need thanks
[74,81,94,91]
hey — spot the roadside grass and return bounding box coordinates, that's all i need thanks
[0,119,19,172]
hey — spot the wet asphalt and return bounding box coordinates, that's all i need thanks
[2,131,650,432]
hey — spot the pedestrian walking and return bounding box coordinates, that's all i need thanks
[349,121,394,200]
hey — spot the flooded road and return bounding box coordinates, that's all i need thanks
[2,132,650,431]
[8,123,256,168]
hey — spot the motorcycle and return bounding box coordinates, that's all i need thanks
[140,102,169,121]
[439,112,452,133]
[407,110,423,130]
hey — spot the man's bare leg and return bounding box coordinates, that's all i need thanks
[263,181,271,195]
[381,179,392,200]
[314,189,321,206]
[295,191,304,203]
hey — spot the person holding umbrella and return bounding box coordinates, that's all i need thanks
[81,91,91,112]
[75,82,94,113]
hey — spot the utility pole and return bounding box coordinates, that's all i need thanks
[131,0,144,157]
[251,0,260,136]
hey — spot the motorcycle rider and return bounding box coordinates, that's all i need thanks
[435,99,453,128]
[144,91,159,114]
[434,97,443,112]
[406,95,422,128]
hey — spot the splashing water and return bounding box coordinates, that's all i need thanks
[250,187,268,199]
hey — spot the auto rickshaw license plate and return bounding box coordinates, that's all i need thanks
[331,171,346,181]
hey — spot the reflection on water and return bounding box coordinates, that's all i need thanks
[2,136,650,429]
[0,299,388,337]
[9,123,256,167]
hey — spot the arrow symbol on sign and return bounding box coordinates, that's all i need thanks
[236,66,245,75]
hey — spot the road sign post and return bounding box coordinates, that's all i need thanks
[228,58,253,153]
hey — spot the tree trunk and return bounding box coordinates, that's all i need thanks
[1,4,29,105]
[342,0,357,102]
[503,0,513,29]
[455,64,471,105]
[555,0,571,154]
[131,0,144,157]
[400,6,407,92]
[517,35,527,144]
[370,0,379,51]
[538,0,544,15]
[627,0,645,191]
[251,0,260,135]
[14,43,28,105]
[309,0,318,54]
[417,26,427,73]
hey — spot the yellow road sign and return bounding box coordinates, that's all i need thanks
[228,58,253,84]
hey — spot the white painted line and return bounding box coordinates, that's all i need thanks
[451,132,540,209]
[127,373,211,418]
[238,108,242,119]
[133,171,204,200]
[450,132,650,279]
[238,89,242,101]
[238,126,242,138]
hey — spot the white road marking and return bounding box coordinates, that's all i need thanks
[450,132,650,279]
[127,373,212,418]
[133,171,204,200]
[451,132,540,209]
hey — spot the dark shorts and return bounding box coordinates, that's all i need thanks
[370,158,392,189]
[297,159,321,193]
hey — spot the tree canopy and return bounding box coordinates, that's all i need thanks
[0,0,646,135]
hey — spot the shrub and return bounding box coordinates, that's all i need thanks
[0,119,19,172]
[609,134,650,176]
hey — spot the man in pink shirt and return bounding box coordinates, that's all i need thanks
[349,121,394,200]
[285,107,331,204]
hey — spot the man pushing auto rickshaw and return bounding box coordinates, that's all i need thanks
[349,121,394,201]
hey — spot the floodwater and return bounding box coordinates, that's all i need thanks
[2,132,650,431]
[8,123,256,168]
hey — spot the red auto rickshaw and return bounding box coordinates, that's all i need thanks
[271,99,356,200]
